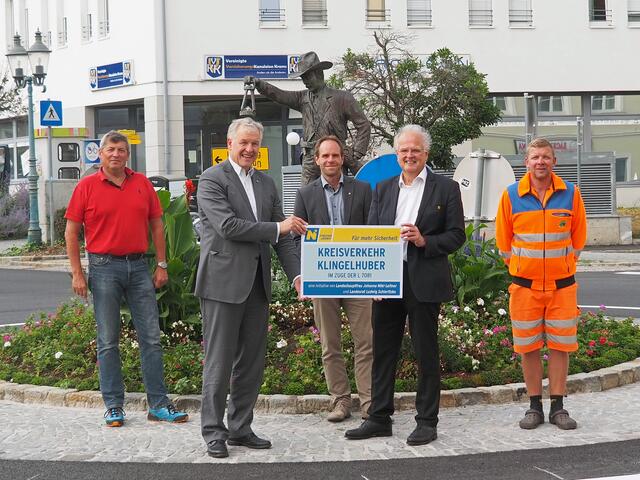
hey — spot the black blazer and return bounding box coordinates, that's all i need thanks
[294,175,372,227]
[293,176,372,253]
[368,171,465,303]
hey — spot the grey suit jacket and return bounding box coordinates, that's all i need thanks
[195,160,300,304]
[293,176,372,226]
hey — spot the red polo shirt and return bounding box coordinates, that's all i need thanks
[65,167,162,255]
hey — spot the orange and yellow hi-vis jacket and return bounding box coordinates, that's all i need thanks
[495,172,587,291]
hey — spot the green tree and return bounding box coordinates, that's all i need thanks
[0,64,26,194]
[330,31,501,168]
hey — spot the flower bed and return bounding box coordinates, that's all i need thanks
[2,298,639,396]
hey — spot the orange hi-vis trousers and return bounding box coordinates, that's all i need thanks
[508,283,579,353]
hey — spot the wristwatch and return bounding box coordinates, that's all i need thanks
[157,261,168,269]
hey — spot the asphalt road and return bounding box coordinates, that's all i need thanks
[577,271,640,319]
[1,438,640,480]
[0,269,638,326]
[0,268,73,325]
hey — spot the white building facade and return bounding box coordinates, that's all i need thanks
[1,0,640,190]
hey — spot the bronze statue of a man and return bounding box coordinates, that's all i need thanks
[246,51,371,185]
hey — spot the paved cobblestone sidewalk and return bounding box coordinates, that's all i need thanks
[1,382,639,464]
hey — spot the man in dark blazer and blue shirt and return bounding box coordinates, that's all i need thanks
[345,124,465,446]
[195,118,307,458]
[294,136,373,423]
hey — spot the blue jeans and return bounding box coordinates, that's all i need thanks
[88,253,169,410]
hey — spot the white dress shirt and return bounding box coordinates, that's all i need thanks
[395,167,428,261]
[229,157,280,241]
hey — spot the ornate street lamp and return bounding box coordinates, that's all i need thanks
[5,30,51,244]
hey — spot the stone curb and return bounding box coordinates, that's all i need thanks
[1,358,639,414]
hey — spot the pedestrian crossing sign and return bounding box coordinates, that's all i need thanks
[40,100,63,127]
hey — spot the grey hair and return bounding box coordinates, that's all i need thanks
[393,124,432,151]
[99,130,130,152]
[227,117,264,142]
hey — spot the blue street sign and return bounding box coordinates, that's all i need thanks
[40,100,63,127]
[355,154,401,190]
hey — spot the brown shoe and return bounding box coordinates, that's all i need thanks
[360,401,371,420]
[519,409,544,429]
[327,400,351,423]
[549,409,578,430]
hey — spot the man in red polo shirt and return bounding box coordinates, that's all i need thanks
[65,130,188,427]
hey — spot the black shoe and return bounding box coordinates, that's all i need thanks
[407,425,437,446]
[207,439,228,458]
[345,420,392,440]
[227,432,272,449]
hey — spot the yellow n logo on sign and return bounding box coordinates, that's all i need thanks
[305,228,319,242]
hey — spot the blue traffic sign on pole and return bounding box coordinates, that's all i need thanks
[40,100,63,127]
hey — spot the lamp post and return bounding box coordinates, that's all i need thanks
[5,30,51,244]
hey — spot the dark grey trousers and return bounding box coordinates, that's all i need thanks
[200,270,268,443]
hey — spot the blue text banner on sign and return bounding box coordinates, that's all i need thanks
[90,61,133,90]
[204,55,300,80]
[301,225,403,298]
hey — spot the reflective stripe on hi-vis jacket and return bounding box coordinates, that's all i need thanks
[495,172,587,291]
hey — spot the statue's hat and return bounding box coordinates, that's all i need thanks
[289,51,333,78]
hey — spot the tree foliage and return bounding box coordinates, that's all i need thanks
[0,63,24,116]
[329,31,501,168]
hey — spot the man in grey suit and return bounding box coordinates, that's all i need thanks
[246,51,370,185]
[195,117,307,458]
[293,136,373,423]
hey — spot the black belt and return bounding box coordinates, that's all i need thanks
[512,275,575,290]
[91,253,145,261]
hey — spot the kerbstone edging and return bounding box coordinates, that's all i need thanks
[1,357,639,414]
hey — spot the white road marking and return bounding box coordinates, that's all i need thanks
[533,466,564,479]
[616,272,640,275]
[579,305,640,311]
[0,322,26,327]
[579,475,640,480]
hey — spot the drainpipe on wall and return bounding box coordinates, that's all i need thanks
[160,0,170,175]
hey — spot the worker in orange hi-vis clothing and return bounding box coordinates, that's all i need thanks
[495,138,587,431]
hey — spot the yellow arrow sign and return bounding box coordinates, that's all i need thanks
[211,147,269,170]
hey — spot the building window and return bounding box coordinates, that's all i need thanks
[407,0,432,26]
[260,0,286,26]
[57,17,67,47]
[81,0,92,41]
[592,94,621,113]
[538,96,566,114]
[616,157,628,182]
[509,0,533,26]
[469,0,492,26]
[489,96,517,115]
[98,0,110,38]
[302,0,327,26]
[590,0,612,23]
[23,8,29,46]
[629,0,640,23]
[366,0,390,24]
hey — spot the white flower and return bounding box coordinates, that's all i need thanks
[471,358,480,370]
[3,341,10,348]
[276,339,288,349]
[131,340,139,349]
[476,298,485,306]
[463,306,471,313]
[54,351,63,359]
[498,308,507,316]
[451,306,459,314]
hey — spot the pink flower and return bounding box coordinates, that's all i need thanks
[586,349,595,357]
[543,354,549,361]
[500,338,512,347]
[599,336,607,345]
[588,340,596,347]
[295,348,305,355]
[599,304,606,311]
[2,335,11,342]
